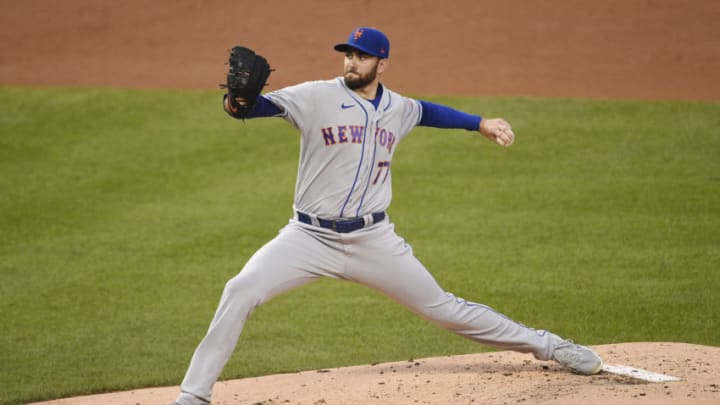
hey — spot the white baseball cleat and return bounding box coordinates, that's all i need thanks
[551,337,603,375]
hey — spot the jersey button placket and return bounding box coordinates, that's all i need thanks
[358,116,379,213]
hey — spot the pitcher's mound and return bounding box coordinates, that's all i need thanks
[29,342,719,405]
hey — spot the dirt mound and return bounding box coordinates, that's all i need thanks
[28,343,720,404]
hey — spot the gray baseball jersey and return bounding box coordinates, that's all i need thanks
[264,77,421,219]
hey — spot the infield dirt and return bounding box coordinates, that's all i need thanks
[26,343,720,405]
[4,1,719,404]
[2,0,719,100]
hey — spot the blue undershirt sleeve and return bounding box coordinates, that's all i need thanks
[223,94,282,119]
[418,100,481,131]
[250,95,282,117]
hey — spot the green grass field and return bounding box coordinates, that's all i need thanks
[1,86,718,405]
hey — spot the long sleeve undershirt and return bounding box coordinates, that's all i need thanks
[417,100,481,131]
[225,95,482,131]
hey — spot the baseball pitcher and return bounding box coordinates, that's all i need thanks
[169,27,602,405]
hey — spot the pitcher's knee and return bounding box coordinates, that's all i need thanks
[418,293,494,327]
[223,274,264,304]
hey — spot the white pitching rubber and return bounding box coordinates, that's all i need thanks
[601,364,682,383]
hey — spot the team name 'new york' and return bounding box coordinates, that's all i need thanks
[321,125,396,154]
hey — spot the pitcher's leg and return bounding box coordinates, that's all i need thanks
[345,223,553,360]
[415,288,602,374]
[177,224,341,405]
[419,289,554,359]
[178,268,316,404]
[365,254,553,359]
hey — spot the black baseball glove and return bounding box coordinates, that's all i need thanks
[221,46,272,117]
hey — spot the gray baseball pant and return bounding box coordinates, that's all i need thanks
[176,218,554,404]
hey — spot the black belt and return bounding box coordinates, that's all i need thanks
[296,211,385,233]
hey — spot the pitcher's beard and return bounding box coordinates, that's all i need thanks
[344,69,377,90]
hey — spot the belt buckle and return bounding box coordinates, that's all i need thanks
[333,218,354,233]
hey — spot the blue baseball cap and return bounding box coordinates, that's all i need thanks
[334,27,390,59]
